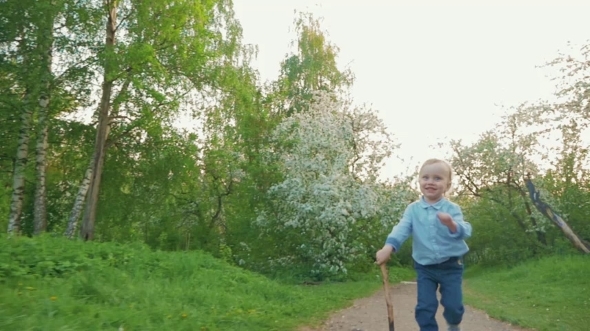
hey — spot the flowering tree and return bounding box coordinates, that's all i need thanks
[450,95,590,263]
[254,92,404,279]
[448,107,552,263]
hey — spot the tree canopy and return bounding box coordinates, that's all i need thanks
[1,1,589,279]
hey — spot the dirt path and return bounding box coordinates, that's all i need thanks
[300,282,533,331]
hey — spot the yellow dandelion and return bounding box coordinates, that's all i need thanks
[181,313,188,319]
[50,296,57,301]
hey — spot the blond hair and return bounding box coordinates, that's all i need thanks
[419,158,453,194]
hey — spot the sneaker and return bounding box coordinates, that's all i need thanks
[448,324,461,331]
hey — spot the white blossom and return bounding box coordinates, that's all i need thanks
[255,91,403,277]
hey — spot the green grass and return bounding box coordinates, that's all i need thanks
[0,235,414,331]
[4,235,586,331]
[464,255,590,331]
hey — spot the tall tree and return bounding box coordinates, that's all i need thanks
[4,0,38,234]
[80,0,118,240]
[76,0,246,240]
[268,12,354,117]
[33,0,60,234]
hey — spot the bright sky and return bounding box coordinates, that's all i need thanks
[233,0,590,179]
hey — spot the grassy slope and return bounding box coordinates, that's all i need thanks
[0,235,414,331]
[2,235,587,331]
[464,255,590,331]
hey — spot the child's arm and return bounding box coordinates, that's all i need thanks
[376,205,413,264]
[437,205,472,239]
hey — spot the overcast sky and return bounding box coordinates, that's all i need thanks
[233,0,590,179]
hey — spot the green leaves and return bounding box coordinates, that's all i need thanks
[269,12,353,117]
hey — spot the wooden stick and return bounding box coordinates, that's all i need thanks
[380,264,395,331]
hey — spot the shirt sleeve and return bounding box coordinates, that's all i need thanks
[385,204,413,252]
[447,203,472,239]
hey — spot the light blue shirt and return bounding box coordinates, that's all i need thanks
[385,197,472,265]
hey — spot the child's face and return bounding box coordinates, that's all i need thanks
[418,162,451,203]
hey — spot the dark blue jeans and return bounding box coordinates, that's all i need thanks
[414,257,465,331]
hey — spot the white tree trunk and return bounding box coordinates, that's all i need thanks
[7,102,33,234]
[33,16,54,235]
[65,76,129,239]
[64,158,93,238]
[33,97,49,235]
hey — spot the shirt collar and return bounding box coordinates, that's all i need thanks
[419,196,446,210]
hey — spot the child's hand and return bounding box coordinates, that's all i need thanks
[375,245,394,265]
[437,212,457,233]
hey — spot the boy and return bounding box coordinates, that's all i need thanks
[376,158,472,331]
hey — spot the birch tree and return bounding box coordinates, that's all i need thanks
[32,1,61,235]
[4,0,43,234]
[79,0,118,241]
[74,0,245,240]
[2,0,88,234]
